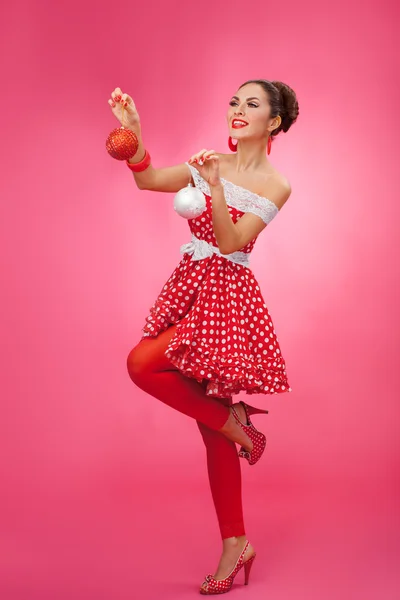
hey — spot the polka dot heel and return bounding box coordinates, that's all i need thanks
[231,401,269,466]
[199,540,256,594]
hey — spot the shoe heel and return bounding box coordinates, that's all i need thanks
[243,402,269,416]
[244,554,256,585]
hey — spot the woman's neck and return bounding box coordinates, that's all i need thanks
[232,137,269,173]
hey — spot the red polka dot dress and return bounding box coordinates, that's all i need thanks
[141,162,292,399]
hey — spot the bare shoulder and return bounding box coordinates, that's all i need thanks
[261,169,292,211]
[217,153,292,211]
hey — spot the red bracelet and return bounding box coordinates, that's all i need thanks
[126,149,151,172]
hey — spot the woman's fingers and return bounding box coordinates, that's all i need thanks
[200,152,218,165]
[109,89,120,107]
[122,94,136,112]
[110,88,128,104]
[194,148,208,163]
[109,89,137,111]
[108,88,136,111]
[189,149,216,164]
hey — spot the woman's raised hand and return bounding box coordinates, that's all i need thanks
[188,149,221,188]
[108,87,141,134]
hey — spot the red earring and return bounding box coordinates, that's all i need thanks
[267,135,272,155]
[228,136,238,152]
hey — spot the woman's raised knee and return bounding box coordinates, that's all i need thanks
[126,344,152,383]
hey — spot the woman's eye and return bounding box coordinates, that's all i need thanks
[229,101,258,108]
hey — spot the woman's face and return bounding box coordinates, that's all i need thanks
[226,83,274,141]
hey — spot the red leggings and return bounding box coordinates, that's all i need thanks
[127,324,246,539]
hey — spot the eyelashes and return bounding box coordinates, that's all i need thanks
[229,101,258,108]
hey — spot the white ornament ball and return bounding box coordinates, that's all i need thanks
[173,184,206,219]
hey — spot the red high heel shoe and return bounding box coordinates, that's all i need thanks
[231,401,269,466]
[199,540,256,594]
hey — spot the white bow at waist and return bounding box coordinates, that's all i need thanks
[180,234,250,267]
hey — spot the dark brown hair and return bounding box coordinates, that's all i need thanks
[238,79,299,139]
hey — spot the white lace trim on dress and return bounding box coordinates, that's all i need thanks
[180,233,250,267]
[185,162,279,225]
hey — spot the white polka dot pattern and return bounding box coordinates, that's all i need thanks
[200,540,256,593]
[231,402,267,466]
[140,165,292,399]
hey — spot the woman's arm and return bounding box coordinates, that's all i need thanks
[211,177,291,254]
[126,134,192,193]
[109,88,192,193]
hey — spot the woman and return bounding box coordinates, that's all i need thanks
[108,79,299,594]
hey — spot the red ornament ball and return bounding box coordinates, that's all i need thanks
[106,127,139,160]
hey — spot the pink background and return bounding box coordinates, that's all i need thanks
[1,1,399,598]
